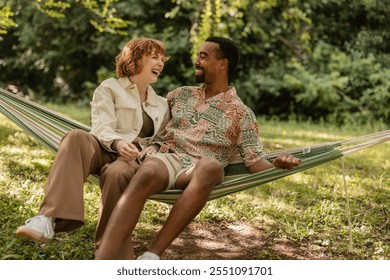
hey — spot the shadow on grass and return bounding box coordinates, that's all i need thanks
[141,221,329,260]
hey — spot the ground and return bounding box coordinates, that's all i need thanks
[133,221,327,260]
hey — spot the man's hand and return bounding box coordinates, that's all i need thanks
[138,145,159,160]
[273,153,301,169]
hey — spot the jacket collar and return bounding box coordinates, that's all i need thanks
[117,77,160,107]
[145,86,160,107]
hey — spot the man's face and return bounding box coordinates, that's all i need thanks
[194,42,222,83]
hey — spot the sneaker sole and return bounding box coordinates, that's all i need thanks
[16,227,53,244]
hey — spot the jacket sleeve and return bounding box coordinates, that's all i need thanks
[89,83,120,152]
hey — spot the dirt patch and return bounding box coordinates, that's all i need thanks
[134,221,328,260]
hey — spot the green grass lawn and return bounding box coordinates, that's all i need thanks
[0,103,389,260]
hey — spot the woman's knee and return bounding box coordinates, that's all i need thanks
[64,129,90,141]
[101,160,138,179]
[60,129,93,147]
[100,160,139,192]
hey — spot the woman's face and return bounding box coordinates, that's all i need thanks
[137,51,165,84]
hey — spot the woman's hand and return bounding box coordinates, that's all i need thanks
[116,140,140,162]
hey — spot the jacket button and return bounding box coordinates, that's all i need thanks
[155,117,159,121]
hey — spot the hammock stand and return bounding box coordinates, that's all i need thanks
[0,88,389,205]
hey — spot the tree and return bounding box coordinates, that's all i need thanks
[1,0,389,124]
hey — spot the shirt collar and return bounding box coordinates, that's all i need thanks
[197,84,237,102]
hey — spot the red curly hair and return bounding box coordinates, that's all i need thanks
[115,37,169,78]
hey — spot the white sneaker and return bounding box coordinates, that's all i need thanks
[16,215,55,243]
[137,251,160,260]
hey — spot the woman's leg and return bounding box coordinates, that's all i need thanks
[38,129,116,232]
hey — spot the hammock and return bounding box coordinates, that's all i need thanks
[1,88,389,205]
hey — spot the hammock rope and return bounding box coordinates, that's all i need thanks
[1,88,389,205]
[341,156,354,253]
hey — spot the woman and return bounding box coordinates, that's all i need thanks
[16,37,170,259]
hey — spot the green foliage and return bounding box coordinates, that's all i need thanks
[34,0,71,18]
[282,42,390,124]
[0,5,17,35]
[0,0,389,124]
[187,0,225,59]
[34,0,132,34]
[80,0,132,35]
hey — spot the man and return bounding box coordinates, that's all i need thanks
[95,36,301,260]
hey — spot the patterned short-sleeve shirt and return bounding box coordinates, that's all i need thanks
[160,85,267,168]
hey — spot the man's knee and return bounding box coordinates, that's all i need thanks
[195,157,224,184]
[136,160,164,182]
[129,159,169,193]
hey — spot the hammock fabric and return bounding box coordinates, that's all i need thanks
[1,88,389,205]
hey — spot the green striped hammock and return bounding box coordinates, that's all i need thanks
[1,88,389,205]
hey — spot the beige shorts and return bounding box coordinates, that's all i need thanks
[146,153,191,189]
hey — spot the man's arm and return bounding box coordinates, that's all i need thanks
[247,154,301,174]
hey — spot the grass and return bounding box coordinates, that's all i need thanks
[0,103,389,260]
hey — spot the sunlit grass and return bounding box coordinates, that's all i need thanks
[44,102,91,125]
[0,104,389,260]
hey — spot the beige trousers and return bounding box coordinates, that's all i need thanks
[38,129,138,253]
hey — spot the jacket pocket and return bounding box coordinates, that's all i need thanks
[115,98,138,132]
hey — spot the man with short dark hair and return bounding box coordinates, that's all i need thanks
[95,37,301,260]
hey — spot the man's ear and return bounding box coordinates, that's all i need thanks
[219,58,229,71]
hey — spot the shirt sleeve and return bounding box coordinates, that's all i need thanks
[237,109,267,167]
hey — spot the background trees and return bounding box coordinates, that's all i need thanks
[1,0,389,125]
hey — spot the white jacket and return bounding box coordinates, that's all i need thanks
[89,77,170,152]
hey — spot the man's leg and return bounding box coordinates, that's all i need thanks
[95,159,139,259]
[95,157,170,260]
[147,157,224,257]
